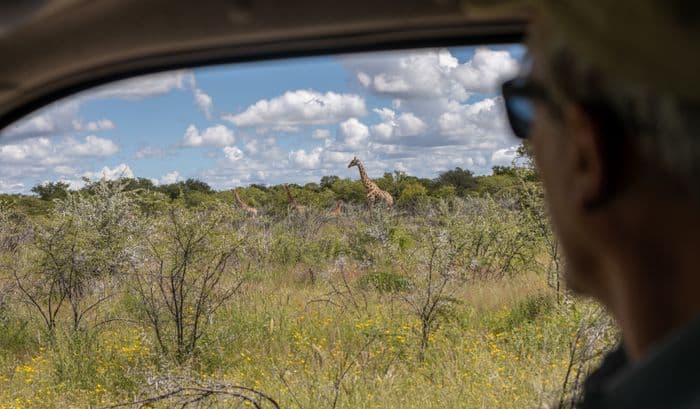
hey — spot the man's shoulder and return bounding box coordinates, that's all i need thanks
[580,316,700,409]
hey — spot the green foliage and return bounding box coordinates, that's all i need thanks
[132,203,243,362]
[435,167,477,196]
[182,190,216,208]
[389,225,414,251]
[17,164,539,216]
[492,165,518,177]
[503,293,556,330]
[330,178,366,203]
[320,175,340,189]
[433,184,457,200]
[0,161,617,407]
[475,174,518,196]
[0,315,32,357]
[375,171,433,199]
[52,179,142,278]
[156,178,213,200]
[397,182,429,209]
[16,179,143,334]
[358,270,410,293]
[31,181,70,201]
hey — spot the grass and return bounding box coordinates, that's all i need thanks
[0,270,603,408]
[0,194,615,408]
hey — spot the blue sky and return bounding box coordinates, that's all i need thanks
[0,44,525,193]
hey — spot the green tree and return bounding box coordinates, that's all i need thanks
[475,174,517,196]
[16,179,142,334]
[434,185,457,200]
[182,178,212,193]
[435,167,477,196]
[320,175,340,190]
[31,181,70,201]
[157,178,212,200]
[492,166,518,177]
[330,179,366,203]
[398,182,429,209]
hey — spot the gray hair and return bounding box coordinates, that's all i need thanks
[527,1,700,198]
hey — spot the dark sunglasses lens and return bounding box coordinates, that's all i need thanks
[505,94,534,139]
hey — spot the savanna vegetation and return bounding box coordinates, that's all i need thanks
[0,155,617,408]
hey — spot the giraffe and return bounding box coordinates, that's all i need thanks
[232,189,258,217]
[347,157,394,207]
[283,184,307,215]
[330,200,343,217]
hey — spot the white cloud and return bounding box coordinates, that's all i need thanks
[357,72,372,87]
[312,129,331,139]
[396,113,427,135]
[2,101,79,139]
[223,146,244,161]
[339,46,521,159]
[452,48,519,94]
[345,49,468,100]
[73,119,115,132]
[182,124,235,147]
[68,135,120,156]
[371,122,394,141]
[1,70,211,145]
[337,118,370,150]
[394,161,409,172]
[1,100,115,141]
[135,146,170,159]
[194,88,214,119]
[243,140,259,155]
[374,107,395,122]
[0,180,25,192]
[322,150,354,164]
[0,135,119,164]
[54,166,76,175]
[436,97,512,148]
[222,89,367,129]
[89,70,194,100]
[346,48,519,100]
[83,163,134,181]
[158,171,182,185]
[491,145,519,166]
[289,147,323,169]
[0,137,51,162]
[370,108,427,142]
[52,163,135,190]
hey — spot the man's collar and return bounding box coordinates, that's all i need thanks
[581,313,700,408]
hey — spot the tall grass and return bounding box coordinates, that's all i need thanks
[0,190,616,408]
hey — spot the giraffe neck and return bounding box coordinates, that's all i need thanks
[356,162,377,190]
[234,191,250,209]
[285,186,298,206]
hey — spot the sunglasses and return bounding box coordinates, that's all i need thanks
[501,77,555,139]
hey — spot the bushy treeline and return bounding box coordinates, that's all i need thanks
[4,165,537,216]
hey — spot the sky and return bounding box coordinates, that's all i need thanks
[0,44,525,193]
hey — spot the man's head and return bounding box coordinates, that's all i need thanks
[505,2,700,300]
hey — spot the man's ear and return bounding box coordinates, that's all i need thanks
[564,104,608,209]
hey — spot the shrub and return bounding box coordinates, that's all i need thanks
[358,271,410,293]
[504,293,556,330]
[397,182,429,210]
[131,204,244,362]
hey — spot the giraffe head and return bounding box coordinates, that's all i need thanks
[347,156,360,168]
